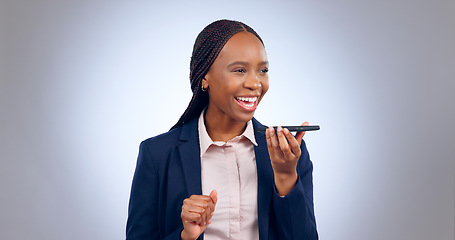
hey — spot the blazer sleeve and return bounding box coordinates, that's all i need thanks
[271,140,318,240]
[126,141,183,240]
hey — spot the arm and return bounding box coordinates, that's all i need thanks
[126,142,183,240]
[266,124,318,239]
[127,141,217,240]
[271,141,318,239]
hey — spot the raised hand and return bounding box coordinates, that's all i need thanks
[266,122,309,196]
[180,190,217,240]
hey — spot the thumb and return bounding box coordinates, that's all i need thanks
[295,122,309,144]
[209,190,218,205]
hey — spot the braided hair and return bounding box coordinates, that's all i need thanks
[171,19,264,130]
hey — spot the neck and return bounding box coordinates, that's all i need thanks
[204,112,247,142]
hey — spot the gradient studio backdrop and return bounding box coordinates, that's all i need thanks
[1,0,454,239]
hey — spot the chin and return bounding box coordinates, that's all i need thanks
[235,112,255,123]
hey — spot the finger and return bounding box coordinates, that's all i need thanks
[202,199,213,226]
[278,127,295,160]
[277,126,291,152]
[209,190,218,209]
[204,190,217,225]
[182,203,206,216]
[183,198,211,226]
[268,126,281,154]
[295,122,309,144]
[181,209,203,224]
[201,210,208,226]
[204,190,217,224]
[190,199,212,225]
[283,128,301,157]
[266,126,276,156]
[185,197,212,209]
[188,197,213,215]
[189,204,207,226]
[189,194,213,201]
[191,194,215,225]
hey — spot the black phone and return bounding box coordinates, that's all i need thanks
[257,125,320,132]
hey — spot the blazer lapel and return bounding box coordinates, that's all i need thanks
[177,118,203,196]
[253,118,273,240]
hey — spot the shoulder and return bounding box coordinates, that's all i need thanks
[141,127,181,149]
[140,117,199,152]
[136,124,187,170]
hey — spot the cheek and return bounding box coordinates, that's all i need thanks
[215,75,241,94]
[261,79,270,95]
[208,77,234,102]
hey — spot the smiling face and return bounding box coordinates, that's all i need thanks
[202,31,269,126]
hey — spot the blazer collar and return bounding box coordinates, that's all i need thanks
[178,117,203,196]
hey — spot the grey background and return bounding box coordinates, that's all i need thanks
[1,0,454,239]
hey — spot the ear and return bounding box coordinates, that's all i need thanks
[202,77,209,89]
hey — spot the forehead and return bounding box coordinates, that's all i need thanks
[216,31,267,62]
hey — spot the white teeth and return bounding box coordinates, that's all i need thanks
[236,96,258,102]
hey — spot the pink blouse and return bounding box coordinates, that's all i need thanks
[198,112,259,240]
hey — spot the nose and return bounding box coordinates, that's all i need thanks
[244,73,261,90]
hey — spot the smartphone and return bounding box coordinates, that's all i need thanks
[257,125,320,132]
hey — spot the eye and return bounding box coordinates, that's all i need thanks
[261,68,269,73]
[234,68,246,73]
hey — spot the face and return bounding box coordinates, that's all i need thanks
[203,31,269,124]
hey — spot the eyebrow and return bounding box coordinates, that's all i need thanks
[227,61,269,68]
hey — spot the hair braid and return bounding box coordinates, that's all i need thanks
[171,19,263,130]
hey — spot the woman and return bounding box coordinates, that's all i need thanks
[126,19,318,240]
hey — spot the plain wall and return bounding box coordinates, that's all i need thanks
[1,0,454,239]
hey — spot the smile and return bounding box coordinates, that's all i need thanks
[235,96,258,110]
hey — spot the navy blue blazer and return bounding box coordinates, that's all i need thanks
[126,117,318,240]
